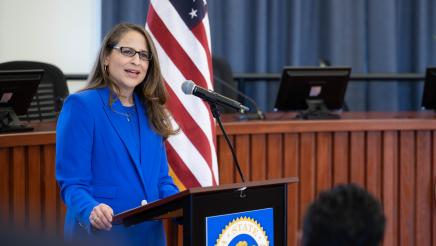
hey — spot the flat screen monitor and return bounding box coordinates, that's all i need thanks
[421,67,436,110]
[274,67,351,119]
[0,69,44,132]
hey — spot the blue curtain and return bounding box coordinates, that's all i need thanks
[102,0,149,39]
[102,0,436,112]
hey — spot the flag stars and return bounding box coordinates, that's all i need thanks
[189,8,198,19]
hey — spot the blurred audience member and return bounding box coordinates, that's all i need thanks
[301,184,386,246]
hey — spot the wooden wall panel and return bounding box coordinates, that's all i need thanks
[0,144,64,235]
[415,131,431,246]
[432,131,436,246]
[28,146,42,232]
[43,145,57,234]
[12,146,26,228]
[251,134,266,181]
[267,134,283,179]
[350,132,365,186]
[235,135,250,183]
[0,148,10,225]
[299,133,316,223]
[399,131,415,246]
[382,131,398,246]
[217,125,435,246]
[284,133,299,246]
[316,132,332,193]
[366,131,382,199]
[332,132,349,185]
[217,135,234,185]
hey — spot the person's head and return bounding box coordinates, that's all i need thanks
[301,184,386,246]
[87,23,176,138]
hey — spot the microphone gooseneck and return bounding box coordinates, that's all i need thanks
[213,75,265,120]
[181,80,249,113]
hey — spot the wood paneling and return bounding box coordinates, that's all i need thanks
[299,133,316,223]
[432,131,436,246]
[0,148,10,225]
[217,135,234,184]
[350,131,365,186]
[216,112,436,246]
[2,113,436,245]
[28,146,42,232]
[267,133,283,179]
[399,131,415,246]
[415,131,431,246]
[0,143,64,235]
[12,146,26,228]
[251,134,266,181]
[316,132,332,193]
[284,133,299,246]
[382,131,398,246]
[332,132,349,185]
[235,134,250,183]
[366,131,382,199]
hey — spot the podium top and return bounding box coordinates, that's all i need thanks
[113,177,298,225]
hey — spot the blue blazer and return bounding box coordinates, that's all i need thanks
[56,87,179,245]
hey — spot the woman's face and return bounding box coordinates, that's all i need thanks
[105,30,150,96]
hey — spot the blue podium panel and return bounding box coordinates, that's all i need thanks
[206,208,274,246]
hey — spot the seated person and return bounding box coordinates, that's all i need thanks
[301,184,386,246]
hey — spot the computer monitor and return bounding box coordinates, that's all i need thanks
[0,69,44,133]
[421,67,436,111]
[274,67,351,119]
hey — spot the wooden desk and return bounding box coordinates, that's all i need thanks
[1,113,435,245]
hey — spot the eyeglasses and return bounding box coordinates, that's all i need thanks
[112,46,152,61]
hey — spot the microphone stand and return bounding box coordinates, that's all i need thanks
[209,103,247,198]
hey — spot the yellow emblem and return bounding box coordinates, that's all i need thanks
[215,216,269,246]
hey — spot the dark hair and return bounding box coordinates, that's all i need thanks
[84,23,177,138]
[302,184,386,246]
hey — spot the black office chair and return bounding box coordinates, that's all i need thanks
[0,61,69,122]
[212,56,265,119]
[212,56,238,101]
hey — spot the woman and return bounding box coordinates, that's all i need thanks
[56,23,179,245]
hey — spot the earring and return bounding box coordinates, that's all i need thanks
[104,65,109,75]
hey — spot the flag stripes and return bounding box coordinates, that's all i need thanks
[146,0,219,188]
[147,6,211,90]
[148,4,212,88]
[148,30,216,173]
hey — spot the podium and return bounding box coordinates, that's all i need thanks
[113,177,298,245]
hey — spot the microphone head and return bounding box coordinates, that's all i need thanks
[181,80,195,95]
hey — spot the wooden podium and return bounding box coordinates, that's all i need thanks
[113,177,298,245]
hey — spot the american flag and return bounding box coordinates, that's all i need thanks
[146,0,219,189]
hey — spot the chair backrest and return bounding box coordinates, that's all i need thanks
[0,61,69,121]
[212,56,238,101]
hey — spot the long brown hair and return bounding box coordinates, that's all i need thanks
[84,23,177,138]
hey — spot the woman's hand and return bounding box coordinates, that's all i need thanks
[89,203,114,231]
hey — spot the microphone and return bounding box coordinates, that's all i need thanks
[213,75,265,120]
[182,80,247,187]
[182,80,250,113]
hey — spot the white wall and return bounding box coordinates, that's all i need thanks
[0,0,101,92]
